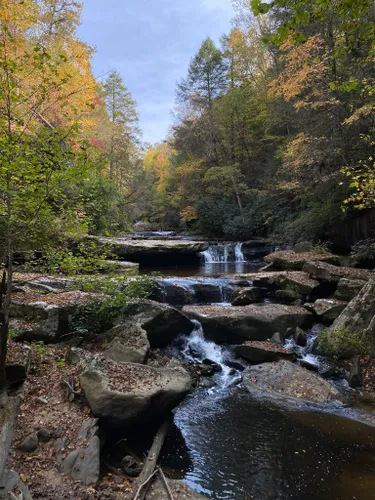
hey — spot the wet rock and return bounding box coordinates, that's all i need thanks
[200,378,216,388]
[348,357,362,388]
[189,344,206,359]
[79,356,191,426]
[203,358,223,373]
[183,303,313,343]
[334,278,365,301]
[231,287,262,306]
[319,366,337,379]
[225,360,245,371]
[312,299,347,323]
[244,359,339,403]
[294,327,307,347]
[270,332,284,345]
[101,322,150,364]
[192,283,224,304]
[18,432,38,452]
[197,364,214,376]
[300,359,319,372]
[235,341,293,364]
[152,281,194,306]
[264,250,340,270]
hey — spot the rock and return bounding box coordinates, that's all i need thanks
[294,327,307,347]
[18,432,38,452]
[101,322,150,364]
[334,278,365,301]
[320,366,337,379]
[200,378,216,388]
[294,241,314,253]
[10,291,105,342]
[270,332,285,345]
[319,276,375,357]
[63,419,100,485]
[231,287,262,306]
[5,340,31,384]
[197,364,214,376]
[102,260,139,273]
[79,357,191,426]
[3,470,33,500]
[37,428,52,442]
[93,236,209,264]
[264,250,340,270]
[277,272,319,296]
[203,358,222,372]
[235,341,293,364]
[312,299,347,322]
[225,360,245,371]
[147,478,207,499]
[36,397,49,405]
[348,357,362,388]
[243,359,339,403]
[302,261,371,283]
[192,283,225,304]
[152,281,194,306]
[273,289,302,303]
[300,359,319,372]
[182,303,313,343]
[119,300,194,347]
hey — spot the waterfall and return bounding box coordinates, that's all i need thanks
[201,242,247,264]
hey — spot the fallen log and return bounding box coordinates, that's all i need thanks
[131,414,173,500]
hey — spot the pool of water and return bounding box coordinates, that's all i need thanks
[162,386,375,500]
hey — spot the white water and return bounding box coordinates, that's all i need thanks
[170,320,242,389]
[201,242,246,264]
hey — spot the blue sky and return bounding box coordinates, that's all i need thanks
[77,0,234,144]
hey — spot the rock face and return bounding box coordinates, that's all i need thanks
[312,299,348,322]
[334,278,365,301]
[319,276,375,357]
[182,304,313,343]
[94,236,209,264]
[243,359,339,403]
[79,357,191,426]
[118,300,194,347]
[231,287,262,306]
[264,250,340,270]
[10,291,105,342]
[235,341,293,364]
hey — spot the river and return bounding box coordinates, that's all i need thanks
[149,241,375,500]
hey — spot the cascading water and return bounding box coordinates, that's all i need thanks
[201,242,247,264]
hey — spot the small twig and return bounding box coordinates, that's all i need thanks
[133,469,158,500]
[158,467,174,500]
[60,379,80,396]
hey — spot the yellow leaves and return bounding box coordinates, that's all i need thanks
[180,206,198,223]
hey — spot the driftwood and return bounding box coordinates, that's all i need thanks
[158,467,174,500]
[131,414,173,500]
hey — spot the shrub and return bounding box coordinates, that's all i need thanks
[350,238,375,268]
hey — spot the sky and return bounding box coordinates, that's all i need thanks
[77,0,234,144]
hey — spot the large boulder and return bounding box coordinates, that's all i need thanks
[79,357,191,426]
[334,278,365,301]
[182,303,313,343]
[317,276,375,357]
[118,300,194,347]
[312,299,348,323]
[152,280,195,306]
[235,341,293,364]
[231,287,262,306]
[264,250,340,270]
[243,359,339,403]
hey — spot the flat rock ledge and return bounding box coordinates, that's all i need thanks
[183,303,313,343]
[264,250,340,270]
[243,359,339,403]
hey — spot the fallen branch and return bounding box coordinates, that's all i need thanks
[158,467,174,500]
[133,470,158,500]
[131,414,173,500]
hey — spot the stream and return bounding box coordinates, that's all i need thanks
[148,241,375,499]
